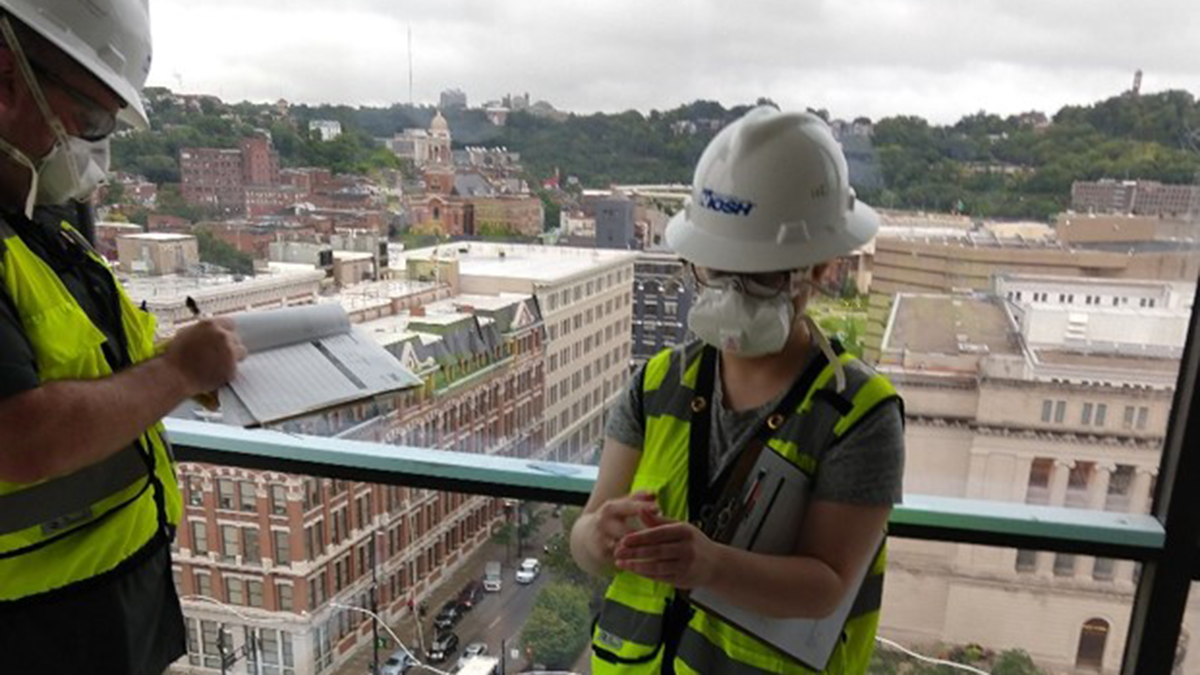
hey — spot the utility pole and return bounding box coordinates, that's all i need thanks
[217,624,259,675]
[516,502,523,559]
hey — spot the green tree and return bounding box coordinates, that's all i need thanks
[516,502,547,557]
[492,521,515,562]
[195,229,254,276]
[992,649,1046,675]
[102,181,126,206]
[521,582,592,668]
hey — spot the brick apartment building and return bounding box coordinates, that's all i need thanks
[165,282,545,675]
[180,147,245,213]
[180,135,286,216]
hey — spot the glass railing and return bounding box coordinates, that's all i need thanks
[165,419,1170,675]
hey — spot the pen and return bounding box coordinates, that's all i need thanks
[183,295,220,411]
[743,469,767,515]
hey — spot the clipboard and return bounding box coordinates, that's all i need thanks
[689,446,883,671]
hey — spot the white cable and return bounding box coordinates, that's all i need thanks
[183,595,450,675]
[180,594,260,624]
[875,637,992,675]
[329,602,452,675]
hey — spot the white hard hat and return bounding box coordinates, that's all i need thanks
[1,0,152,129]
[666,106,879,273]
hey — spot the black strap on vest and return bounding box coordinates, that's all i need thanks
[660,342,844,675]
[687,342,841,529]
[55,224,174,543]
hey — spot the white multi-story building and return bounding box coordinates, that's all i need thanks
[876,275,1199,674]
[400,243,639,463]
[121,263,327,334]
[308,120,343,142]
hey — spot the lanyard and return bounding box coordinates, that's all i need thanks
[686,343,840,539]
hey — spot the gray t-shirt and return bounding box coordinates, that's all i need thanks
[604,353,905,506]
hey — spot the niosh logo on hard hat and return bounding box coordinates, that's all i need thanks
[699,188,755,216]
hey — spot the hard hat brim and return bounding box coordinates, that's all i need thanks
[46,34,150,130]
[665,199,880,273]
[5,5,150,130]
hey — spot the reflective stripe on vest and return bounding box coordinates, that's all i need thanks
[0,444,146,537]
[593,342,898,675]
[0,217,182,601]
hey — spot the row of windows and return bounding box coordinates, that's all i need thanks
[185,620,296,673]
[1014,549,1134,587]
[551,293,631,341]
[184,566,288,610]
[1008,290,1158,308]
[549,320,629,377]
[187,521,293,566]
[544,266,633,312]
[1040,399,1149,430]
[1027,459,1139,496]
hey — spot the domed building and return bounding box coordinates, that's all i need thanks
[428,110,452,166]
[388,110,453,169]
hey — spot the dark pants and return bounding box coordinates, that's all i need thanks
[0,537,186,675]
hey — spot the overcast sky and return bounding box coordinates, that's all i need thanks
[149,0,1200,124]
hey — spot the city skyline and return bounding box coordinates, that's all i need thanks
[149,0,1200,124]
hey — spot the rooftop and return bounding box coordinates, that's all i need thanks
[878,231,1070,250]
[1033,349,1182,373]
[326,279,439,313]
[121,263,323,304]
[118,232,194,242]
[450,293,532,311]
[885,294,1019,356]
[996,273,1179,291]
[332,251,374,261]
[403,243,637,284]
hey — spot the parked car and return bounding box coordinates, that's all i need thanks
[427,632,460,663]
[515,558,540,584]
[452,643,489,672]
[379,648,416,675]
[457,580,484,610]
[433,601,462,631]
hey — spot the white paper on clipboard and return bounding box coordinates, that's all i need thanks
[689,447,883,671]
[216,304,422,426]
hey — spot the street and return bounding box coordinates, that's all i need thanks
[335,507,566,675]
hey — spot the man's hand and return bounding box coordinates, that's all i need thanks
[588,491,660,560]
[613,512,720,589]
[163,318,247,396]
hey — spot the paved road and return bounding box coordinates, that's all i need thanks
[336,508,563,675]
[442,565,548,668]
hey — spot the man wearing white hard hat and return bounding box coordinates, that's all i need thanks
[0,2,245,672]
[572,107,905,675]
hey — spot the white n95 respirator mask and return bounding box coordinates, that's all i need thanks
[687,276,798,357]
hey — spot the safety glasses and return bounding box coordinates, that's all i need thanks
[687,263,795,299]
[27,60,118,142]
